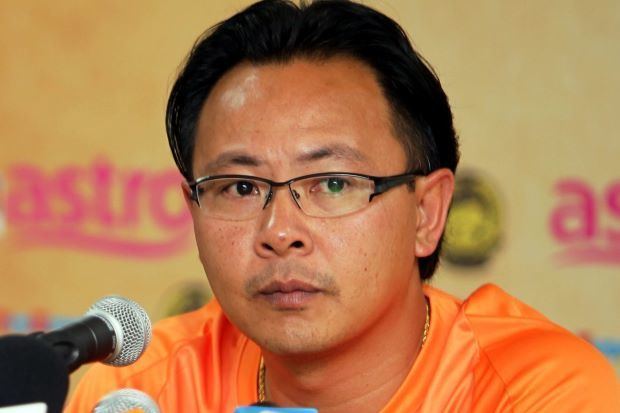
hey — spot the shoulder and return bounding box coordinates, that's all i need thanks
[65,300,234,412]
[463,284,619,412]
[121,298,229,373]
[145,299,224,360]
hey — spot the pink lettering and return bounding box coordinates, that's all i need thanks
[555,245,620,265]
[7,165,52,224]
[55,166,88,225]
[605,182,620,243]
[118,171,145,227]
[551,178,620,265]
[549,179,596,242]
[92,158,115,226]
[17,225,191,259]
[148,170,190,230]
[5,158,193,259]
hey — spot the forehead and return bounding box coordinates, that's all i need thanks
[193,57,407,177]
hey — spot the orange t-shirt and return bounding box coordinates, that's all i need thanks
[64,284,619,412]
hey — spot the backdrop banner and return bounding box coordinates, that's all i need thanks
[1,1,618,392]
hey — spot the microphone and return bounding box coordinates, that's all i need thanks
[92,389,160,413]
[0,335,68,413]
[0,296,151,413]
[31,295,152,373]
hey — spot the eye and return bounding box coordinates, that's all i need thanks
[234,181,256,196]
[309,177,350,195]
[325,177,346,193]
[224,180,260,197]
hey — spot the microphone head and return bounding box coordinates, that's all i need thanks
[86,296,152,367]
[93,388,160,413]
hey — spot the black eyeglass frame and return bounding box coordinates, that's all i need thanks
[187,170,425,212]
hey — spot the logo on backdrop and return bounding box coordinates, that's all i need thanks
[443,170,502,267]
[550,178,620,265]
[3,157,193,259]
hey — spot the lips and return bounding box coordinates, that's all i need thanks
[259,280,321,294]
[257,280,322,309]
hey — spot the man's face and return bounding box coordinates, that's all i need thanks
[190,57,422,355]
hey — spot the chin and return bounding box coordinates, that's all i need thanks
[253,327,335,356]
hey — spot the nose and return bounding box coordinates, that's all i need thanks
[254,188,314,258]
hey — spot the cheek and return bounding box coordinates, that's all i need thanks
[318,202,417,289]
[321,202,416,259]
[313,214,381,285]
[378,199,418,254]
[193,219,254,286]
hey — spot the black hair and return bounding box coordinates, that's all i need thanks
[166,0,460,280]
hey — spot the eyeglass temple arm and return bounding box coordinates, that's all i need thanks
[369,174,417,202]
[187,183,200,203]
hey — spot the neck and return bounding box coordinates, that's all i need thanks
[261,285,428,413]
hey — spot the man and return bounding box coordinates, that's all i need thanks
[66,1,619,412]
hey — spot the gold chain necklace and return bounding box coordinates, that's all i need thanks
[257,299,431,403]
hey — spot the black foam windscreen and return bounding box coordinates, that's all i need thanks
[0,335,69,413]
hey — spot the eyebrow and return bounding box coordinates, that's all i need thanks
[203,143,368,174]
[205,151,265,172]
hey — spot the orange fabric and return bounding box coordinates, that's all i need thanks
[64,284,619,412]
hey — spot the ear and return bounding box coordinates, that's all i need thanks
[414,168,455,258]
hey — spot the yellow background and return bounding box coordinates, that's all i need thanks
[1,0,618,391]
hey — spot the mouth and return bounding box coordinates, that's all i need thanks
[257,280,322,310]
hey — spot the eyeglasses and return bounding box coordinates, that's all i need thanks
[187,171,424,221]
